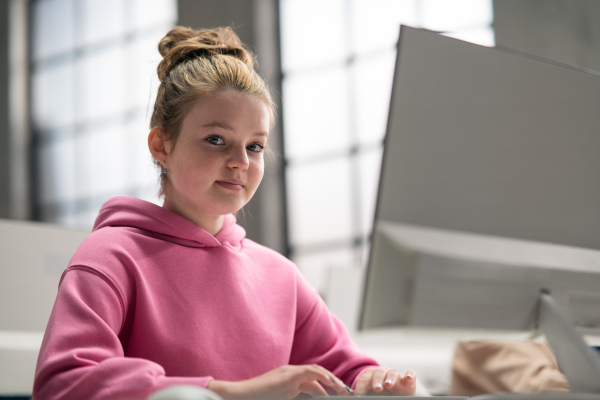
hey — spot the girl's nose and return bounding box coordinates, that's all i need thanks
[226,146,250,170]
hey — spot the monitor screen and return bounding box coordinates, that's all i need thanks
[360,26,600,334]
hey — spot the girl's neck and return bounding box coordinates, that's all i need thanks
[162,198,225,236]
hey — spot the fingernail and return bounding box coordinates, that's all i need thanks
[374,382,383,389]
[406,371,416,380]
[385,379,393,385]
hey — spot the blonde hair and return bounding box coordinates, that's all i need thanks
[150,26,275,193]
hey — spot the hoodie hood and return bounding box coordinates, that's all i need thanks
[93,196,246,248]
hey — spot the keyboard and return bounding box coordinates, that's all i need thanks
[314,397,468,399]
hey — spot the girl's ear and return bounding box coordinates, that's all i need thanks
[148,127,169,166]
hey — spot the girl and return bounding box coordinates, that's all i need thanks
[33,26,417,400]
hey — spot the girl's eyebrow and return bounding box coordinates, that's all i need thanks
[200,122,233,130]
[201,122,269,137]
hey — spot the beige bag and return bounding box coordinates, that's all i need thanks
[450,341,570,396]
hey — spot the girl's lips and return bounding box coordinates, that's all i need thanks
[216,180,244,190]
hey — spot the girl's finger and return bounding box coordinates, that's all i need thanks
[402,370,416,383]
[370,368,388,393]
[353,368,374,396]
[327,375,353,396]
[383,369,401,389]
[389,370,417,396]
[302,364,347,396]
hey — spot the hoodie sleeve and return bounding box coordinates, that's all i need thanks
[288,270,379,389]
[33,268,212,400]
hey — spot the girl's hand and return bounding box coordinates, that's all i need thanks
[207,364,349,400]
[354,367,417,396]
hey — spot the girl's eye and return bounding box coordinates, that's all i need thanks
[206,136,224,145]
[247,143,265,153]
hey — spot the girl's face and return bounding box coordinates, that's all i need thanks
[156,90,270,233]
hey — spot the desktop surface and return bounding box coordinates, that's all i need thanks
[315,395,599,399]
[314,397,467,400]
[315,396,468,400]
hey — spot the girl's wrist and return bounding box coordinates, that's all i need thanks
[207,379,242,400]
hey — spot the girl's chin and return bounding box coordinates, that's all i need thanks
[211,203,247,216]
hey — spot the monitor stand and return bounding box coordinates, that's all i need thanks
[537,290,600,394]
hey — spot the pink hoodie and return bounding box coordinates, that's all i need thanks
[33,196,378,400]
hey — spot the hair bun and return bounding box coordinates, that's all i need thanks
[157,26,255,82]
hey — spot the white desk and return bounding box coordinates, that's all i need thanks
[0,331,43,395]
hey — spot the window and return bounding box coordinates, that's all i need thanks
[279,0,494,293]
[31,0,176,228]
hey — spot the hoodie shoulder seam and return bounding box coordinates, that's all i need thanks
[61,265,127,332]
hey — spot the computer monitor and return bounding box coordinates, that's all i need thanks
[359,26,600,394]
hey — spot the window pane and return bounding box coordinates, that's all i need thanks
[283,67,350,160]
[32,62,76,129]
[67,208,99,230]
[293,247,355,294]
[351,0,418,54]
[87,125,128,197]
[32,0,75,60]
[73,132,91,199]
[280,0,347,70]
[78,46,126,122]
[354,51,396,145]
[37,130,76,203]
[124,116,158,190]
[444,27,495,47]
[139,188,162,207]
[79,0,126,46]
[420,0,493,32]
[124,31,165,112]
[131,0,177,30]
[286,157,354,246]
